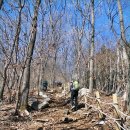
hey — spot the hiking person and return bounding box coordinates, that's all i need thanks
[40,80,48,91]
[70,79,80,111]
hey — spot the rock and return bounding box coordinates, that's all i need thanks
[38,101,49,109]
[36,119,49,122]
[24,110,29,116]
[31,97,50,110]
[62,117,73,123]
[64,109,70,115]
[79,88,89,97]
[31,101,39,110]
[96,120,105,125]
[44,97,51,102]
[28,97,38,107]
[39,91,48,98]
[19,110,30,117]
[48,90,54,93]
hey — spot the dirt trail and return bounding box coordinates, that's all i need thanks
[0,89,117,130]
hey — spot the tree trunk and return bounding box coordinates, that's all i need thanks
[89,0,95,93]
[117,0,130,112]
[0,41,16,100]
[0,65,7,100]
[0,0,3,9]
[116,44,122,94]
[10,1,24,103]
[19,0,41,110]
[127,54,130,112]
[109,57,112,93]
[116,43,120,84]
[0,0,4,99]
[0,0,24,101]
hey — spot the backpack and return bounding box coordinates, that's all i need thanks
[73,81,79,90]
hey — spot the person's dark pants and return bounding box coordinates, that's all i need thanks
[43,86,47,91]
[71,90,78,110]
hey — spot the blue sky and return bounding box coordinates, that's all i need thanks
[49,0,130,51]
[0,0,130,76]
[0,0,130,48]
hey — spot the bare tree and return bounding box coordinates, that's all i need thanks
[18,0,41,111]
[89,0,95,93]
[47,0,66,87]
[117,0,130,112]
[0,0,25,102]
[105,0,128,95]
[0,34,16,100]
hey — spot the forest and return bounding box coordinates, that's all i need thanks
[0,0,130,129]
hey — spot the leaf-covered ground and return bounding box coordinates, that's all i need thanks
[0,88,129,130]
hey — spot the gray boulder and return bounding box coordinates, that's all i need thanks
[31,101,39,110]
[79,88,89,97]
[38,101,49,109]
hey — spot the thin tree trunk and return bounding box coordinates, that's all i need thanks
[14,0,25,64]
[19,0,41,110]
[15,67,24,114]
[116,43,121,94]
[89,0,95,93]
[0,0,4,99]
[0,0,3,9]
[0,40,16,100]
[10,0,25,103]
[116,43,120,84]
[109,57,112,93]
[0,65,7,100]
[127,56,130,112]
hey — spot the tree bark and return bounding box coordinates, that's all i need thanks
[19,0,41,110]
[117,0,130,112]
[89,0,95,93]
[0,0,3,9]
[0,39,16,100]
[0,64,7,100]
